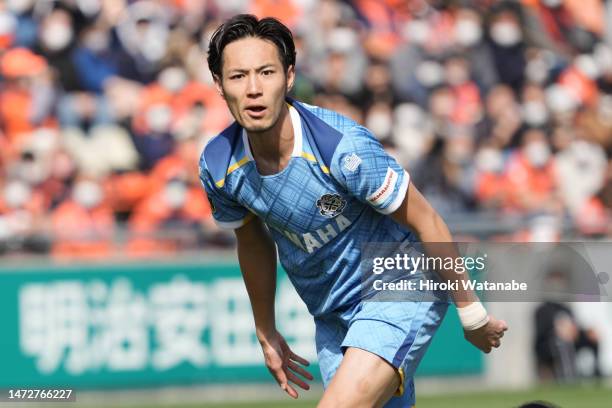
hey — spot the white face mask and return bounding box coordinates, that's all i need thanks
[137,25,168,62]
[42,23,73,51]
[594,43,612,73]
[76,0,102,17]
[416,60,444,87]
[365,111,392,139]
[476,147,504,173]
[394,103,424,128]
[404,20,430,46]
[328,27,357,54]
[18,160,47,185]
[574,54,599,80]
[0,11,17,36]
[526,58,549,84]
[6,0,33,14]
[455,19,482,47]
[164,181,187,209]
[4,181,31,209]
[146,104,173,133]
[159,67,188,93]
[490,22,522,47]
[524,141,551,167]
[522,101,549,126]
[542,0,562,8]
[73,181,103,209]
[545,84,578,113]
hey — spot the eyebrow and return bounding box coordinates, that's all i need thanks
[227,64,277,74]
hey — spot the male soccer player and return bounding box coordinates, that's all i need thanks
[199,14,508,407]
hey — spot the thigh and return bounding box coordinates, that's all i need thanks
[339,301,448,407]
[317,346,400,408]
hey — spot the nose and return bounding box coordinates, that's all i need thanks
[246,73,262,98]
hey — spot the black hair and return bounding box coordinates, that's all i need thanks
[207,14,296,78]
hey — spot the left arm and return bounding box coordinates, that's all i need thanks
[328,124,507,352]
[390,182,508,353]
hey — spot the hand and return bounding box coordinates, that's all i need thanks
[260,331,314,399]
[464,316,508,353]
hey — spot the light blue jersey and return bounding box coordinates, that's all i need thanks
[199,99,416,317]
[200,99,448,407]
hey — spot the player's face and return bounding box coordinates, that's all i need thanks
[215,37,295,133]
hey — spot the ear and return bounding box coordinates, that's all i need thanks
[286,65,296,93]
[213,74,224,98]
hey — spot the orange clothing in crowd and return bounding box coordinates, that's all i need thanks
[562,0,605,35]
[558,67,599,107]
[451,82,482,125]
[105,172,152,214]
[505,152,557,212]
[475,172,511,210]
[250,0,302,29]
[0,88,35,141]
[127,187,212,255]
[576,196,610,236]
[51,200,115,259]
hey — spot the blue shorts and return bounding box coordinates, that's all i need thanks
[315,301,448,407]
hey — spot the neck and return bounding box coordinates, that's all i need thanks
[246,104,294,163]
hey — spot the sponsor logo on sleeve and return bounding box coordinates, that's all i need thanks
[343,153,362,172]
[367,167,398,207]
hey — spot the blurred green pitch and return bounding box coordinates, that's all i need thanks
[54,384,612,408]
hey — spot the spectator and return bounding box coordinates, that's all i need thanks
[0,0,609,257]
[534,271,602,381]
[51,178,115,259]
[505,128,561,214]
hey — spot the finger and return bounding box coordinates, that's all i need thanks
[290,351,310,366]
[281,382,299,399]
[288,360,314,381]
[287,370,311,390]
[271,367,290,390]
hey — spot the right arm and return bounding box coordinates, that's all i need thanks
[198,161,312,396]
[235,218,313,398]
[235,217,278,341]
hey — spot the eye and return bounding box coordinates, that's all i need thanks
[262,70,274,76]
[229,73,244,80]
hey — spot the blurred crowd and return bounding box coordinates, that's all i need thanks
[0,0,611,259]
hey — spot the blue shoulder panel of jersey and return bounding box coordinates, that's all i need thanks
[200,121,242,184]
[289,98,356,170]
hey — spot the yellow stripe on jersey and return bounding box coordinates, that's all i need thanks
[227,156,250,175]
[215,156,250,188]
[301,152,317,162]
[301,152,330,174]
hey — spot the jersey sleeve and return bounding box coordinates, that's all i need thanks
[329,125,410,215]
[198,159,253,229]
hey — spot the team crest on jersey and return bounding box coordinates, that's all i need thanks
[316,193,346,218]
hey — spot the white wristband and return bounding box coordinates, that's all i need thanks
[457,302,489,331]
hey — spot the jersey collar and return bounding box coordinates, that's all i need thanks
[241,104,303,161]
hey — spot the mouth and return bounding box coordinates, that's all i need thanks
[244,105,267,119]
